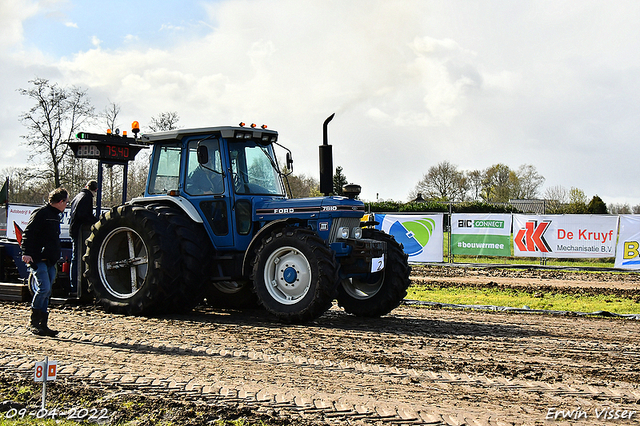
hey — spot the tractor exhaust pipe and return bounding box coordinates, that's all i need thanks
[319,113,335,196]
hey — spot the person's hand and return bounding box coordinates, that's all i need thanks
[22,255,33,264]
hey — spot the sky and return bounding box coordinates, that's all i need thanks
[1,0,640,205]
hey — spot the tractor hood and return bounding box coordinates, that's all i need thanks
[255,196,365,221]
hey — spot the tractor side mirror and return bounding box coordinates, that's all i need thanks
[286,152,293,172]
[197,145,209,165]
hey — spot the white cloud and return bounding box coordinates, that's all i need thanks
[159,23,184,31]
[0,0,40,52]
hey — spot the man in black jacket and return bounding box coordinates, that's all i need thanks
[69,180,98,295]
[21,187,69,336]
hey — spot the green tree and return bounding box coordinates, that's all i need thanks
[481,164,514,202]
[562,187,588,213]
[333,166,348,196]
[587,195,608,214]
[569,187,587,205]
[285,173,319,198]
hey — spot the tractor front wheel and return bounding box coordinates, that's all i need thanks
[252,227,338,323]
[337,228,411,317]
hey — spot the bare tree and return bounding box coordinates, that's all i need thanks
[513,164,545,199]
[99,101,125,207]
[18,78,95,187]
[543,185,569,204]
[414,161,467,202]
[609,203,631,214]
[149,111,180,132]
[466,169,483,201]
[102,100,121,132]
[1,166,50,204]
[543,185,569,213]
[126,151,151,201]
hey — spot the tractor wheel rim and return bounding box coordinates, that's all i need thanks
[98,227,149,299]
[263,246,312,305]
[342,272,384,300]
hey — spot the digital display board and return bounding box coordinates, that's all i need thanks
[68,132,147,163]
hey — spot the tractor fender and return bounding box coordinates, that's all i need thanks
[241,218,301,277]
[129,195,203,224]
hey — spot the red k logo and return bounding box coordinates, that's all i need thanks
[515,220,552,252]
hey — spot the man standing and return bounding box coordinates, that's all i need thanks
[21,187,69,336]
[69,180,98,296]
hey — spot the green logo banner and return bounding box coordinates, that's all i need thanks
[451,234,511,256]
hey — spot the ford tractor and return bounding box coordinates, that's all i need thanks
[81,115,410,322]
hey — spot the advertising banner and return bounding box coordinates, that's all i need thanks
[513,214,618,258]
[373,213,444,262]
[7,204,72,240]
[451,213,512,256]
[614,215,640,269]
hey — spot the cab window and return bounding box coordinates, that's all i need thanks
[185,138,224,195]
[229,142,283,195]
[148,143,181,195]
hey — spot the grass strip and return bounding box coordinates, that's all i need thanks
[407,285,640,315]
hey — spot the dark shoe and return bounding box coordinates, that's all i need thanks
[40,312,59,337]
[29,309,46,336]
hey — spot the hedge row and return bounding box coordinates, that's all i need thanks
[364,200,520,214]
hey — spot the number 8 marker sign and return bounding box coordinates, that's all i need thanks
[34,360,57,382]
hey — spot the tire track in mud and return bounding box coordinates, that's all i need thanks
[2,302,640,425]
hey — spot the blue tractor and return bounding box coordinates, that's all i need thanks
[82,116,410,322]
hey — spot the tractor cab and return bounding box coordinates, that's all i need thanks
[141,124,286,252]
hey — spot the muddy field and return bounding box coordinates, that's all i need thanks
[1,265,639,425]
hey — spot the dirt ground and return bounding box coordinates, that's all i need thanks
[1,265,639,425]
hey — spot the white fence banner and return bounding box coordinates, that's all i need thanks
[7,204,72,240]
[513,214,619,258]
[451,213,512,256]
[615,215,640,269]
[373,213,444,262]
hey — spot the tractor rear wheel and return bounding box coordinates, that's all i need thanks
[337,228,411,317]
[145,204,210,312]
[252,227,338,323]
[84,205,182,315]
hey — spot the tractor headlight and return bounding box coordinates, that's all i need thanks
[352,227,362,239]
[339,227,350,239]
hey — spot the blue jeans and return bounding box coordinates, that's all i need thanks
[30,262,57,312]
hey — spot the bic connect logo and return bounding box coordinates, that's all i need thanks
[386,217,436,256]
[515,220,552,252]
